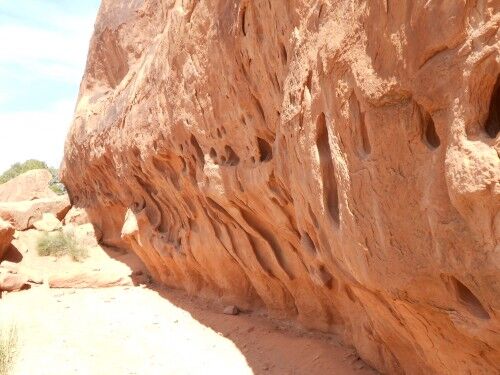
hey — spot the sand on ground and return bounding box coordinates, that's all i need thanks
[0,285,376,375]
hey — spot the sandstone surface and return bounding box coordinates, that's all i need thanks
[0,169,57,202]
[62,1,500,374]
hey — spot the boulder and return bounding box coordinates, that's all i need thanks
[223,305,240,316]
[60,1,500,374]
[0,261,43,284]
[0,169,57,202]
[63,206,90,225]
[63,223,102,247]
[33,213,63,232]
[0,219,14,260]
[0,195,71,230]
[0,268,29,292]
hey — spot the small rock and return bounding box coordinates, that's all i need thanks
[223,305,240,315]
[0,269,29,291]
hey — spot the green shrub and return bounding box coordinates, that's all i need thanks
[0,159,48,184]
[0,325,17,375]
[0,159,66,195]
[37,231,88,262]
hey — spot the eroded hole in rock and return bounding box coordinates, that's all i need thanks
[419,106,440,149]
[241,6,247,36]
[485,76,500,138]
[224,145,240,166]
[359,111,371,155]
[451,276,490,320]
[317,3,325,27]
[305,70,313,93]
[350,94,371,156]
[300,232,317,256]
[316,113,340,225]
[190,135,204,163]
[257,137,273,162]
[310,265,335,289]
[308,203,319,228]
[344,285,357,303]
[209,147,217,159]
[279,42,287,64]
[252,94,266,122]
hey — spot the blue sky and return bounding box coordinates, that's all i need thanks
[0,0,100,172]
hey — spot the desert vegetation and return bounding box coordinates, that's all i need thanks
[37,230,88,262]
[0,325,17,375]
[0,159,66,194]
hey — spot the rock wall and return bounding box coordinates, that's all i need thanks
[62,1,500,373]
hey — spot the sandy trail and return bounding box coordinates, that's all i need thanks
[0,285,376,375]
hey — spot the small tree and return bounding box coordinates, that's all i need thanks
[0,159,48,184]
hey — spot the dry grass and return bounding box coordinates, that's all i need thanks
[37,231,88,262]
[0,325,17,375]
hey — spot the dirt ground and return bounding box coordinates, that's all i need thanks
[0,284,376,375]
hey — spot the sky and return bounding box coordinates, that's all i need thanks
[0,0,101,172]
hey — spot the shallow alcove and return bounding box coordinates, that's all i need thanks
[485,76,500,138]
[420,107,440,149]
[257,137,273,162]
[451,276,490,320]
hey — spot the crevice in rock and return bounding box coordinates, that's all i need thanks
[300,232,317,256]
[279,42,287,64]
[252,94,266,122]
[311,265,335,290]
[305,70,313,94]
[419,106,440,149]
[451,276,490,320]
[190,135,205,164]
[241,5,247,36]
[485,76,500,138]
[240,208,294,280]
[344,285,357,302]
[308,203,319,229]
[224,145,240,166]
[209,147,217,160]
[317,3,325,29]
[316,113,340,226]
[350,94,371,156]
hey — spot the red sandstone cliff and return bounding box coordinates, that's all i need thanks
[62,1,500,373]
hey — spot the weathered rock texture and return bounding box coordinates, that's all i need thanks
[62,1,500,374]
[0,169,57,202]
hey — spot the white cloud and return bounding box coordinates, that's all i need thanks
[0,17,93,84]
[0,1,99,173]
[0,99,74,171]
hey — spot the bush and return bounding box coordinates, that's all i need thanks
[0,325,17,375]
[0,159,66,195]
[37,231,88,262]
[0,159,48,184]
